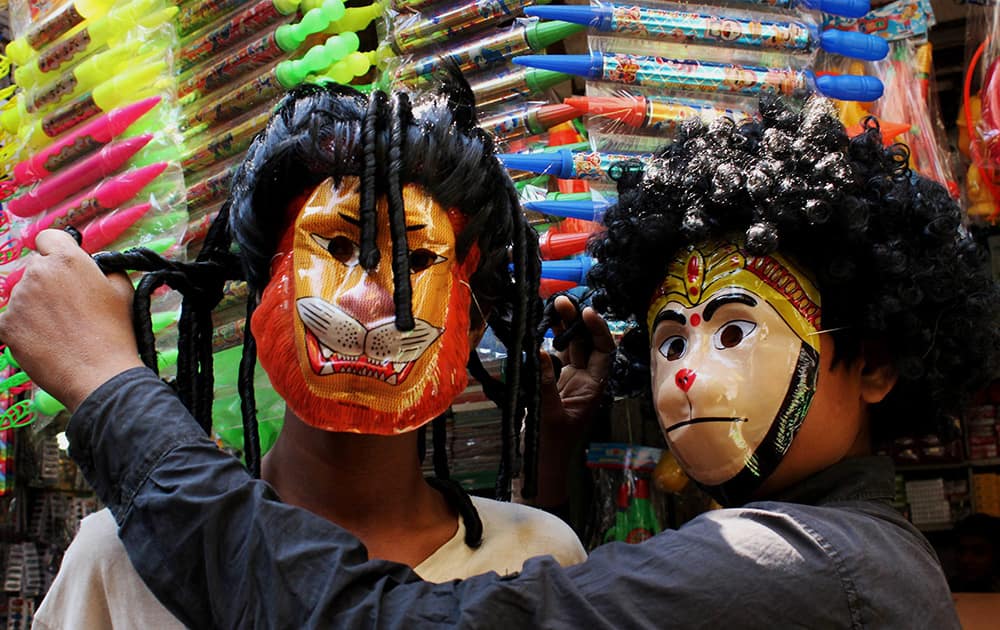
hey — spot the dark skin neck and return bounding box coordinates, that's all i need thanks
[261,408,459,568]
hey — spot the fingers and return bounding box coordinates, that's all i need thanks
[34,229,83,256]
[583,307,615,354]
[538,351,565,422]
[564,306,614,374]
[553,295,579,326]
[581,307,614,382]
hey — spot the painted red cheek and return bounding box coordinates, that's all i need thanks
[675,368,696,392]
[690,313,701,327]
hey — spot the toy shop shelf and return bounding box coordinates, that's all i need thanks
[969,458,1000,468]
[895,462,968,472]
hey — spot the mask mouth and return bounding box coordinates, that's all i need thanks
[297,296,442,386]
[303,328,416,385]
[665,417,749,433]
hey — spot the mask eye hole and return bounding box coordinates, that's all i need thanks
[659,335,687,361]
[409,248,445,273]
[312,234,359,265]
[714,320,756,350]
[328,236,359,264]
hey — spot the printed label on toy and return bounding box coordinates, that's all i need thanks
[201,34,283,93]
[41,93,98,137]
[26,4,84,49]
[471,70,532,107]
[199,73,280,126]
[400,29,530,81]
[395,0,522,52]
[212,317,246,352]
[28,74,78,112]
[602,53,806,95]
[42,135,101,173]
[51,196,105,229]
[609,6,811,51]
[37,28,91,74]
[176,0,244,36]
[179,1,283,71]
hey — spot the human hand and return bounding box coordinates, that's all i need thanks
[0,229,143,412]
[535,295,614,507]
[540,295,615,431]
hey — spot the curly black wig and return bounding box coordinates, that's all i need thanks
[95,79,544,549]
[588,95,1000,442]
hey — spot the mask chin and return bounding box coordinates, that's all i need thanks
[693,343,820,507]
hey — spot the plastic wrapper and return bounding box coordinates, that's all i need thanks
[823,0,934,43]
[175,0,276,39]
[175,0,348,106]
[9,0,169,92]
[498,145,654,183]
[525,39,881,102]
[180,32,363,132]
[384,17,584,87]
[819,5,957,196]
[212,348,285,461]
[464,62,572,109]
[2,156,187,272]
[0,0,192,432]
[180,106,273,178]
[962,1,1000,221]
[582,443,669,551]
[529,0,885,64]
[3,24,178,153]
[866,41,958,196]
[576,86,758,154]
[478,100,582,145]
[6,0,119,65]
[384,0,538,55]
[177,0,299,73]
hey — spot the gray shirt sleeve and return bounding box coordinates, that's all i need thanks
[64,368,888,629]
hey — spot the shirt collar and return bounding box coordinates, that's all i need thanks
[767,456,896,506]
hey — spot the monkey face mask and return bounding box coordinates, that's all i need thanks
[646,240,822,505]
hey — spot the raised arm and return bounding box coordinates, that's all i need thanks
[0,230,851,629]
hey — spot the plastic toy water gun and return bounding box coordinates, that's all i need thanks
[513,52,884,101]
[526,4,888,60]
[603,478,661,544]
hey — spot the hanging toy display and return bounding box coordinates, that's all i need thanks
[822,0,959,198]
[0,0,190,433]
[583,443,667,550]
[962,2,1000,222]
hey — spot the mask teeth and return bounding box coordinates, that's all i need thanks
[316,345,411,385]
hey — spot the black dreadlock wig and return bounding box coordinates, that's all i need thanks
[96,80,544,549]
[588,95,1000,442]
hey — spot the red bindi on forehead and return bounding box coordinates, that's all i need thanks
[690,313,701,327]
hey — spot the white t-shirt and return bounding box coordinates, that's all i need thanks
[34,498,585,629]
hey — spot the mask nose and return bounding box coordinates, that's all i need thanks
[675,368,696,392]
[336,275,395,324]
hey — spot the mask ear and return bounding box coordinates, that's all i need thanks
[859,341,898,404]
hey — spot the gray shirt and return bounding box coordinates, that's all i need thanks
[68,367,960,629]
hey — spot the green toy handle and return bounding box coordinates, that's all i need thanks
[276,32,361,88]
[275,0,347,52]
